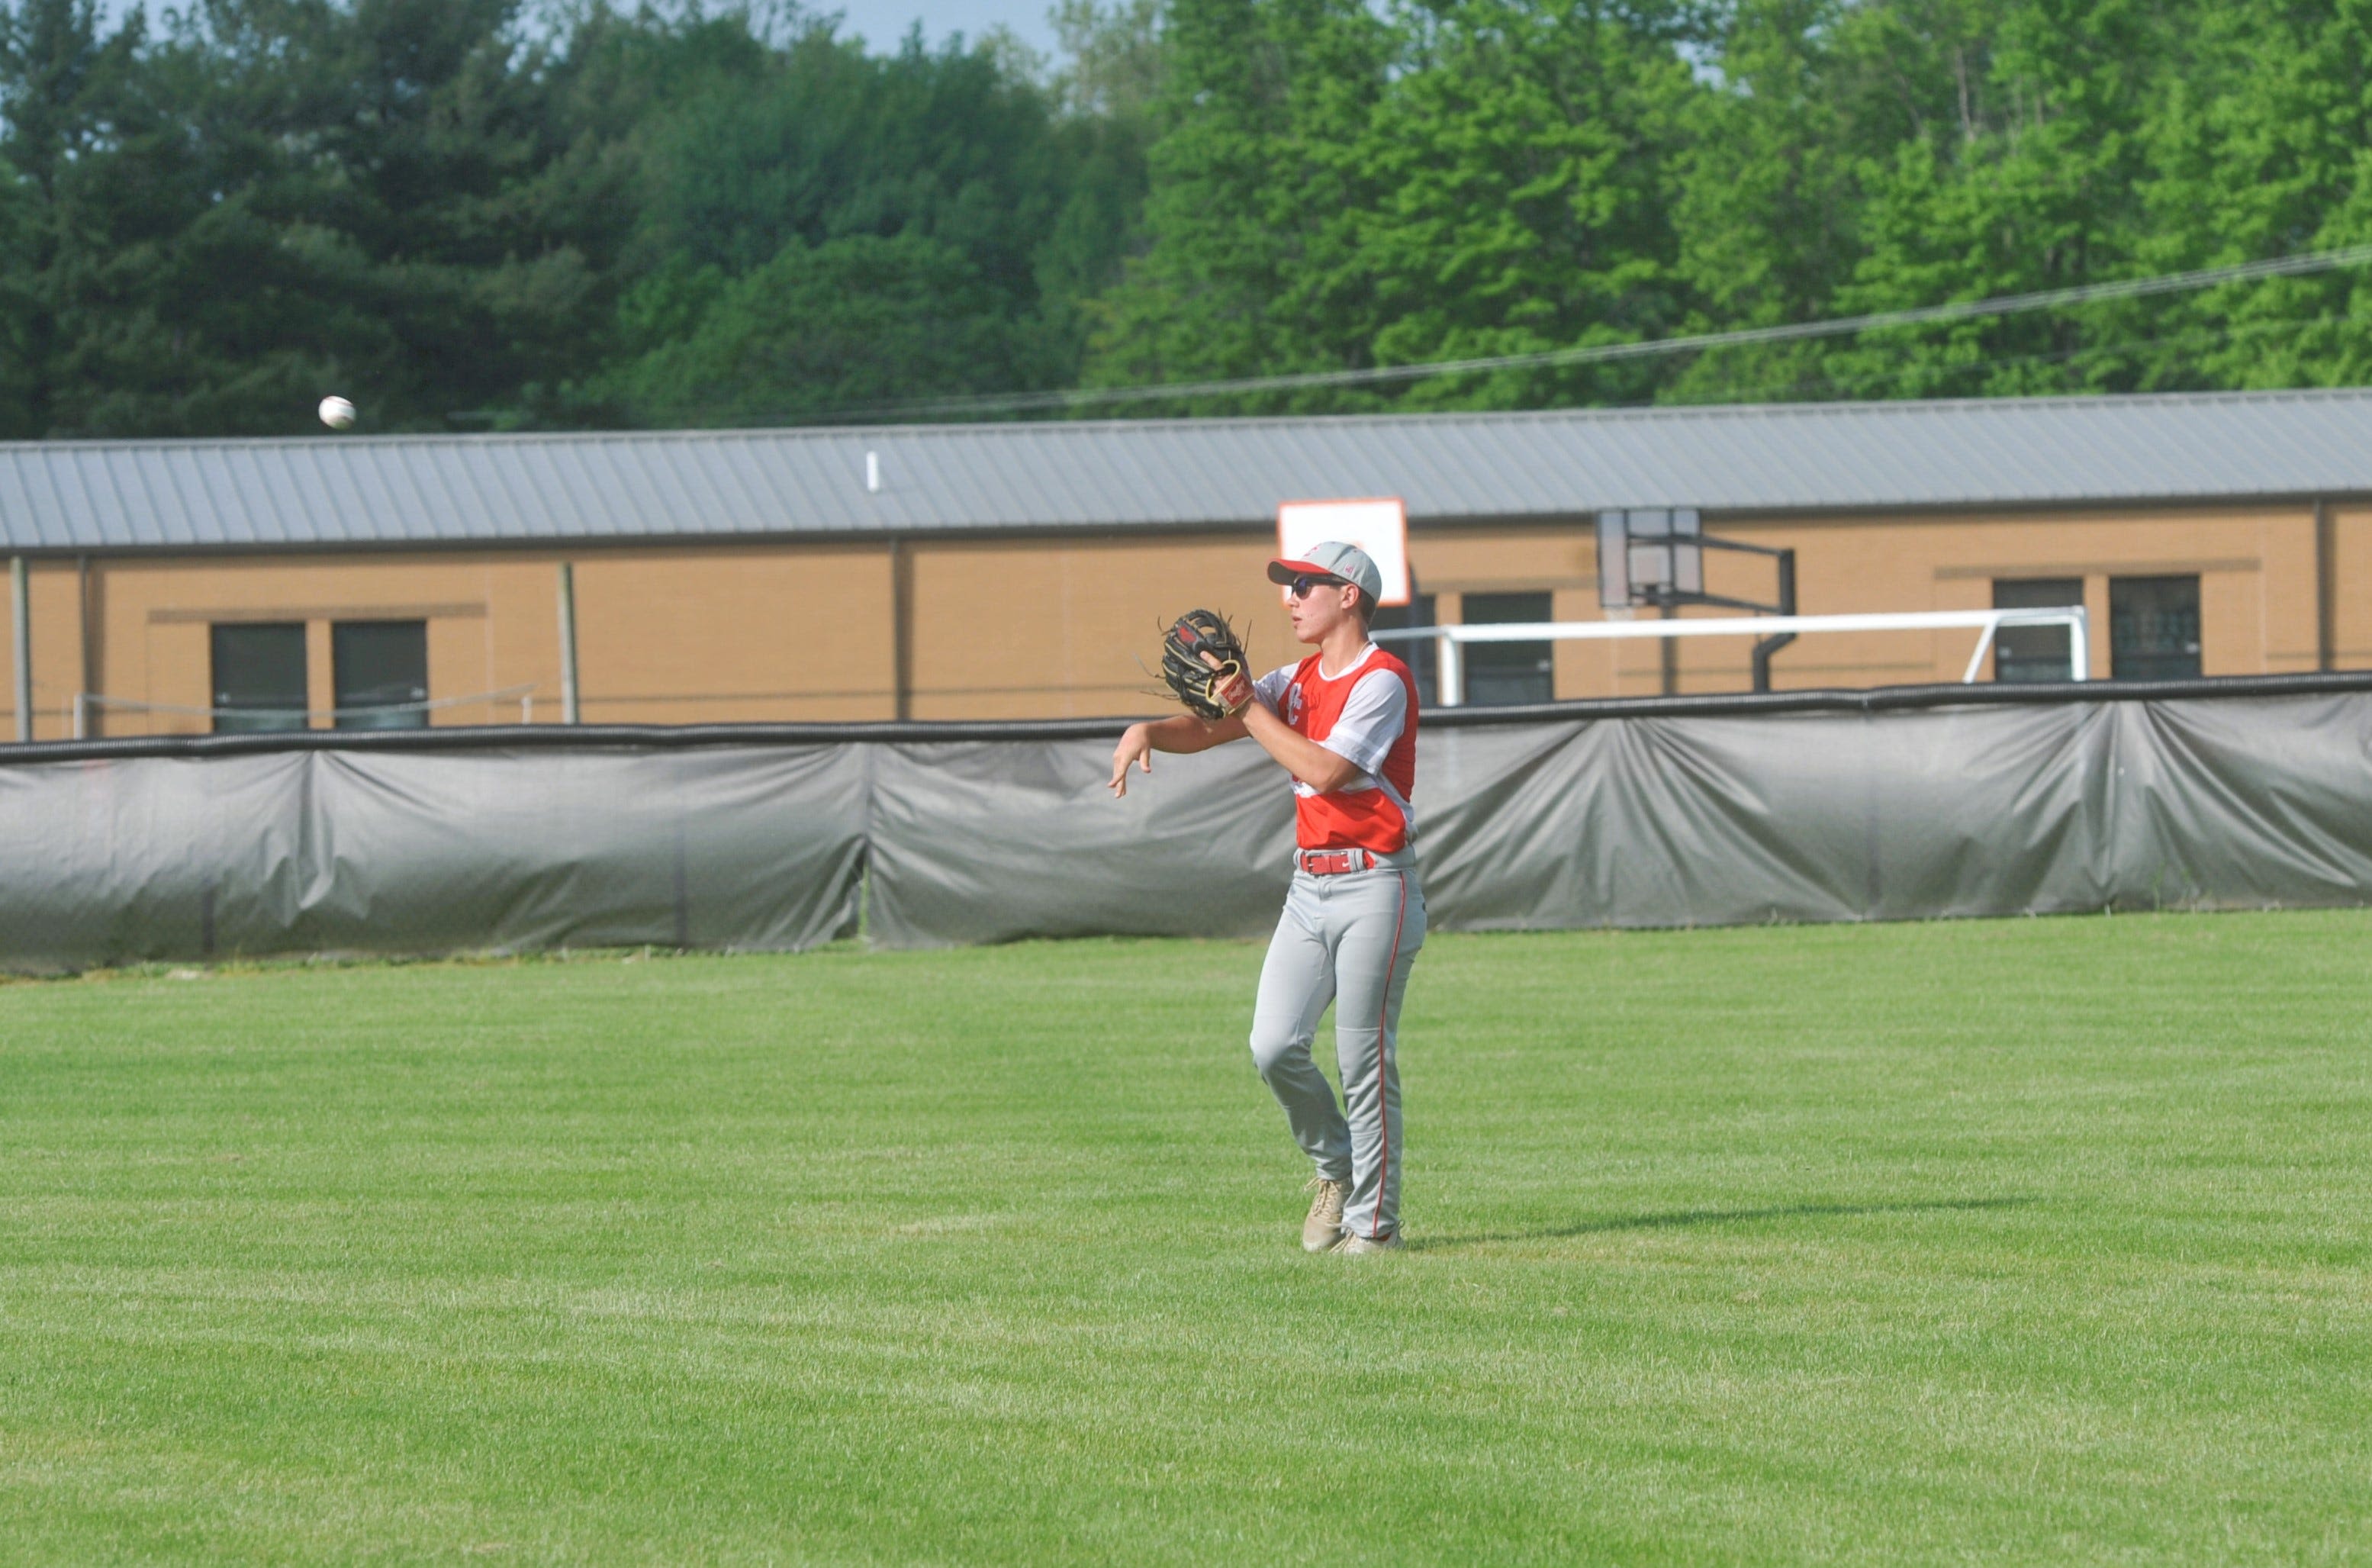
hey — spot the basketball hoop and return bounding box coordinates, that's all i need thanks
[1595,507,1799,691]
[1596,508,1704,607]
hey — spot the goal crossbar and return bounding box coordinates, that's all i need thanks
[1372,607,2089,706]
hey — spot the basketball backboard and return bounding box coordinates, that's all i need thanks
[1598,508,1704,608]
[1278,498,1411,607]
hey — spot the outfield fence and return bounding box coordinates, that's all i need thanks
[5,673,2372,970]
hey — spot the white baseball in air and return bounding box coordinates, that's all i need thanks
[318,395,356,430]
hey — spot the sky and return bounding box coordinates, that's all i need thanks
[814,0,1062,57]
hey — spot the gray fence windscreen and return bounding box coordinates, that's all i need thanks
[3,678,2370,970]
[866,738,1295,948]
[0,744,868,971]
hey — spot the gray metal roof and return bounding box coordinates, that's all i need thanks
[5,387,2370,553]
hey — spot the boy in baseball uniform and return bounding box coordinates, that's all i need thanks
[1109,542,1425,1254]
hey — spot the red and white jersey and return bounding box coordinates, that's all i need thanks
[1251,643,1420,852]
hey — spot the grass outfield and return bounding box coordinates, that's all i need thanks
[3,914,2370,1564]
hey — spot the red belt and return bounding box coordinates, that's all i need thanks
[1298,848,1376,876]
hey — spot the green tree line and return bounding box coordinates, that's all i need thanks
[2,0,2369,436]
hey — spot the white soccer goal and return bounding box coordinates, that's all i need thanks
[1372,607,2090,707]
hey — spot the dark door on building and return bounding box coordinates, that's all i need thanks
[210,623,308,733]
[333,620,430,729]
[2110,576,2202,681]
[1461,591,1555,707]
[1369,593,1439,707]
[1992,578,2084,682]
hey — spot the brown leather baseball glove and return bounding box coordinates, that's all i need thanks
[1160,609,1254,720]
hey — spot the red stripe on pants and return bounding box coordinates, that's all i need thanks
[1371,871,1408,1239]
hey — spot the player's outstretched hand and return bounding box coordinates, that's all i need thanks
[1110,723,1154,798]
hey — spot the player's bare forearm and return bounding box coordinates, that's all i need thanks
[1109,714,1247,797]
[1145,714,1244,754]
[1240,702,1361,793]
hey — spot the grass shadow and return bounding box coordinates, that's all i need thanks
[1408,1195,2037,1252]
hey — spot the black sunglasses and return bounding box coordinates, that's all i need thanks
[1286,573,1347,599]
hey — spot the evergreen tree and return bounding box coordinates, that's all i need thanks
[0,0,185,436]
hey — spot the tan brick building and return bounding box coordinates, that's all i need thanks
[7,389,2372,739]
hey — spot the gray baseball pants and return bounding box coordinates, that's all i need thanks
[1248,857,1427,1241]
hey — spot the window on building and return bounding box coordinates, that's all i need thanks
[2110,576,2202,681]
[1992,578,2084,683]
[333,620,430,729]
[1369,592,1439,706]
[1460,591,1555,707]
[211,623,309,733]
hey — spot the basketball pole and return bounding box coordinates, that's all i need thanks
[1750,550,1798,694]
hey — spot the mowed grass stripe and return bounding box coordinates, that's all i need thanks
[2,914,2368,1563]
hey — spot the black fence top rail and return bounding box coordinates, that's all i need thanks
[8,671,2372,765]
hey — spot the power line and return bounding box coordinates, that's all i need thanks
[1693,311,2345,406]
[837,243,2372,422]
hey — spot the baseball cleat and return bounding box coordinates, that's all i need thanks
[1302,1176,1350,1252]
[1339,1231,1403,1254]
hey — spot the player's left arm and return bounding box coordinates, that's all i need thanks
[1241,668,1406,794]
[1239,703,1364,793]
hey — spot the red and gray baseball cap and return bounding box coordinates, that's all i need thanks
[1268,540,1384,604]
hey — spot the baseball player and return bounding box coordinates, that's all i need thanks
[1109,541,1425,1254]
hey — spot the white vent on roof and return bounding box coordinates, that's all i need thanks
[865,451,880,494]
